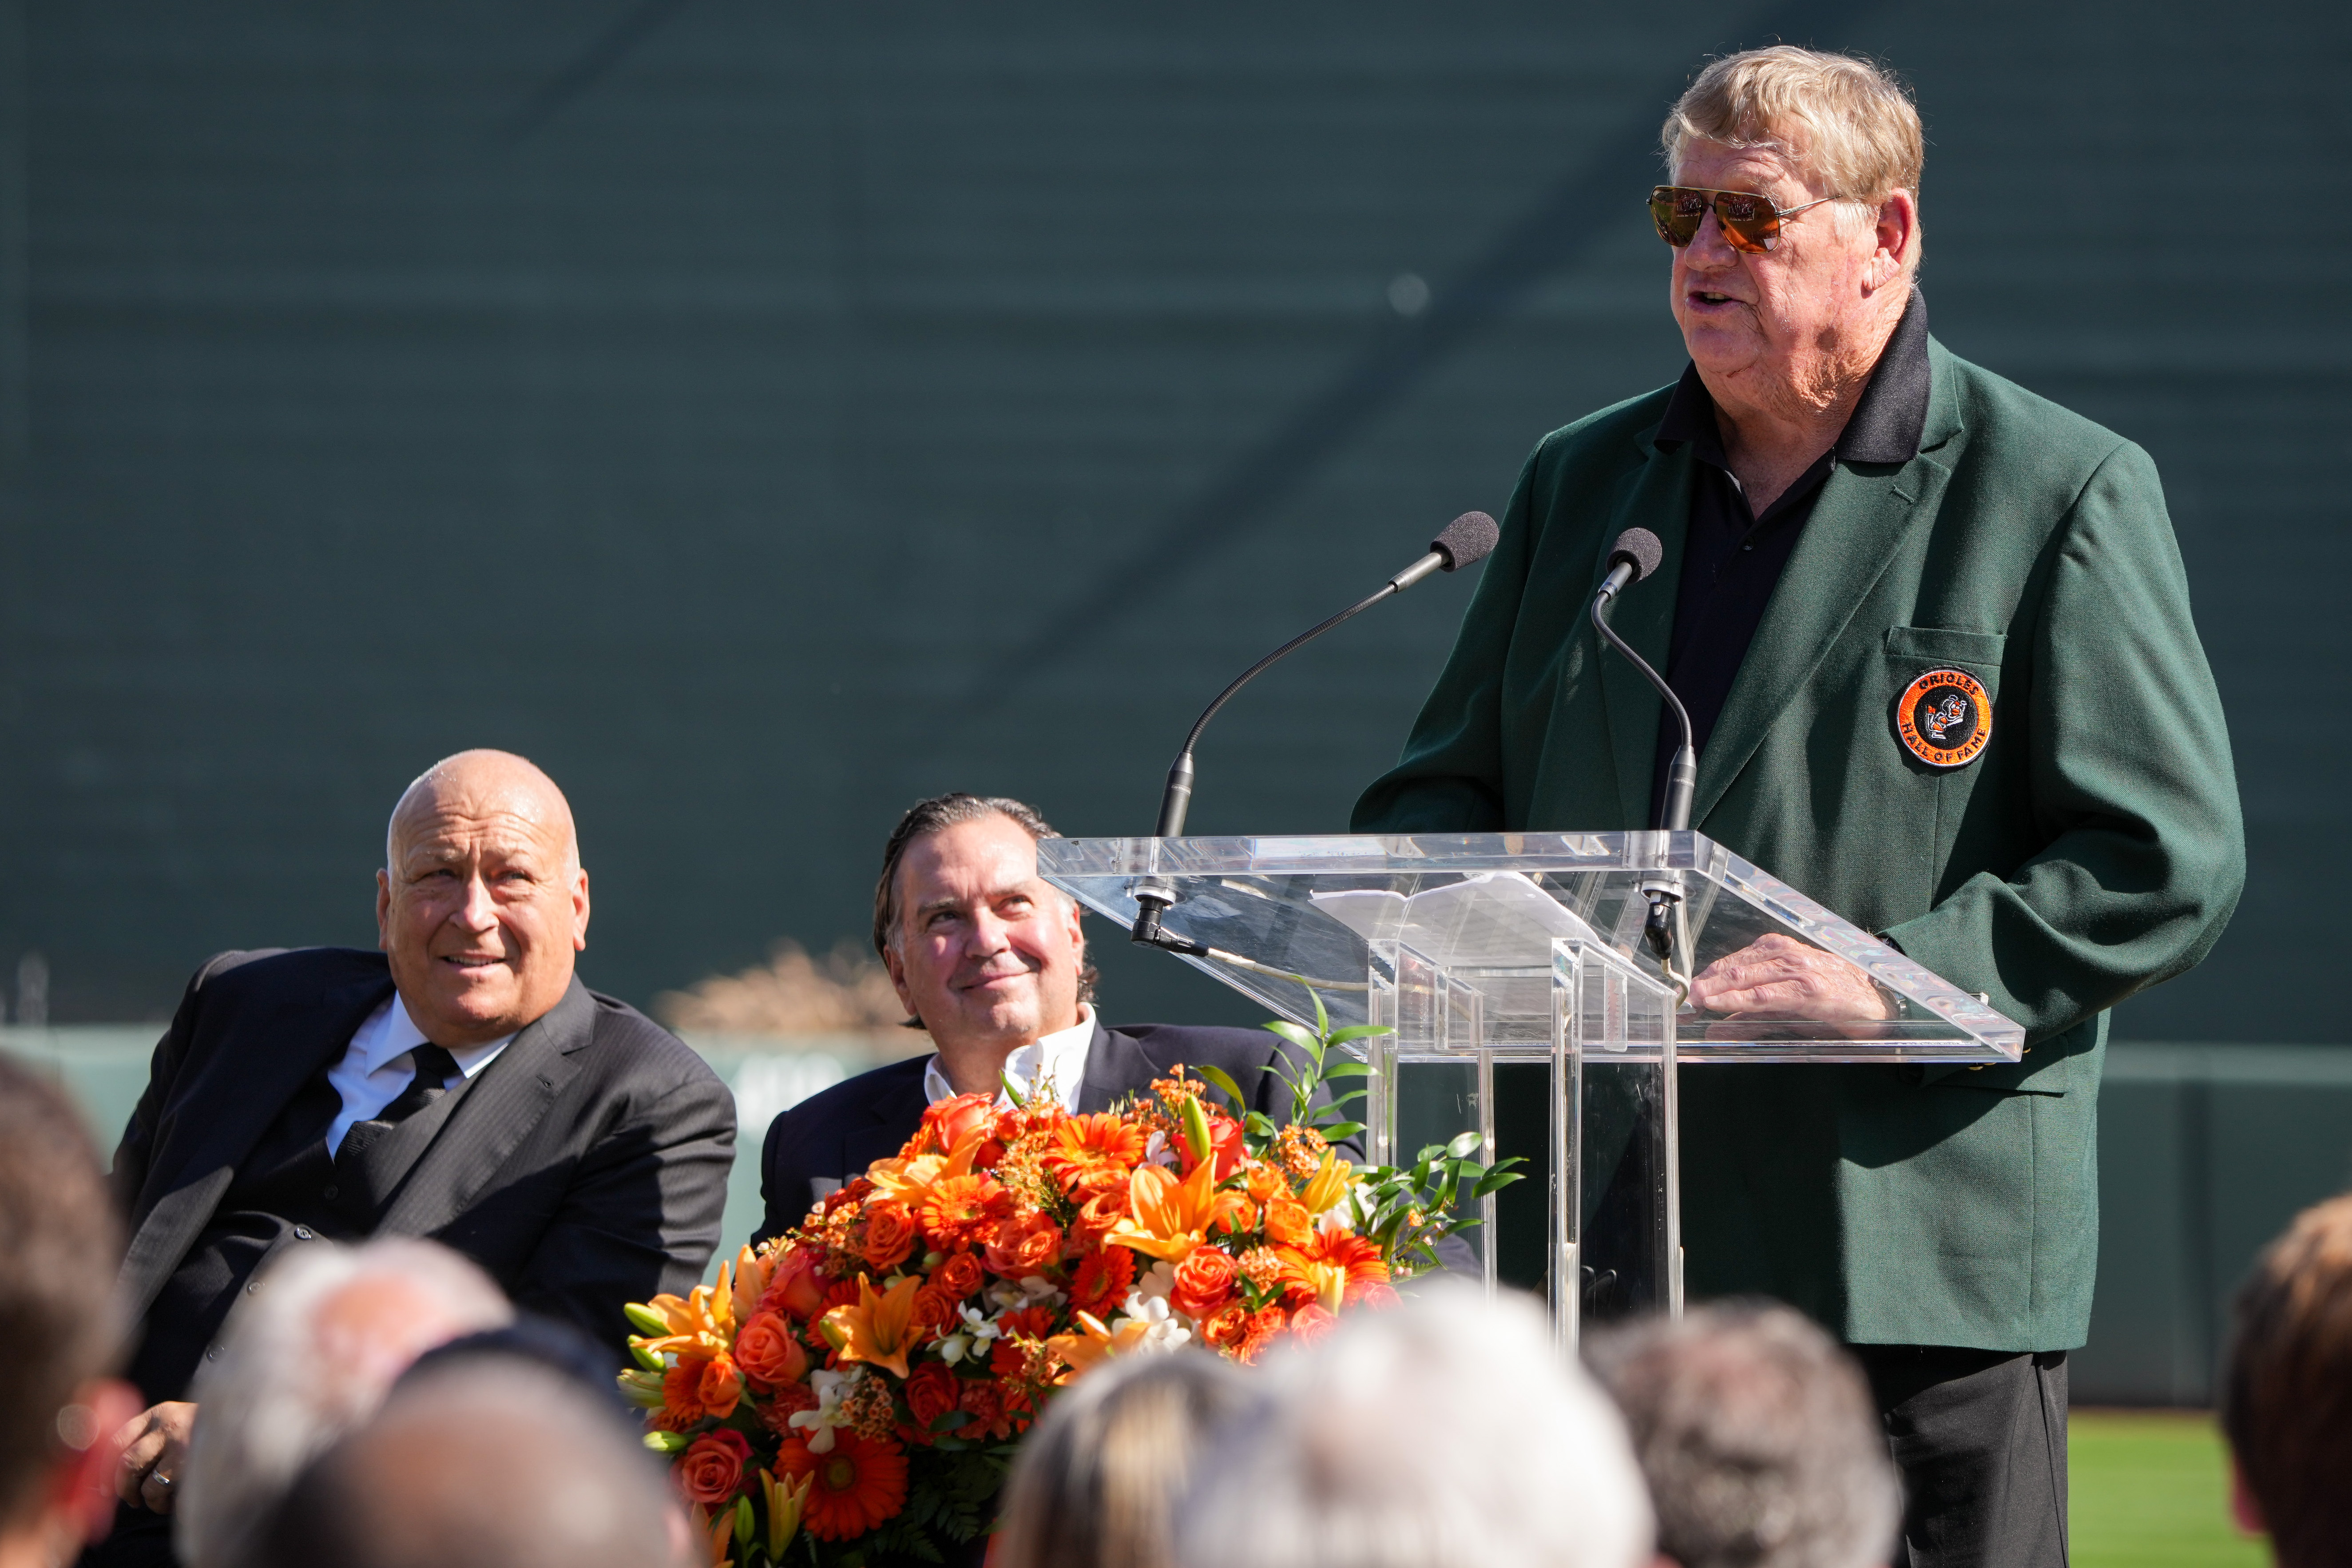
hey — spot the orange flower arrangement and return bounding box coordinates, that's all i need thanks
[621,999,1514,1566]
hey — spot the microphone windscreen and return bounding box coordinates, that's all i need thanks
[1432,511,1500,571]
[1610,527,1664,582]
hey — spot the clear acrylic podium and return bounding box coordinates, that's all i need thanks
[1039,831,2023,1344]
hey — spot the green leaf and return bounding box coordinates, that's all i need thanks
[999,1069,1030,1108]
[1446,1130,1485,1160]
[1192,1063,1249,1114]
[1311,988,1331,1039]
[1244,1111,1278,1139]
[1320,1061,1372,1079]
[1326,1024,1396,1044]
[1261,1020,1320,1054]
[1317,1120,1367,1141]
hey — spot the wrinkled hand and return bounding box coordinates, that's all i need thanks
[113,1401,196,1514]
[1687,933,1891,1021]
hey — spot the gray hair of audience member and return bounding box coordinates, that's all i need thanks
[996,1350,1249,1568]
[1584,1302,1900,1568]
[1178,1282,1653,1568]
[256,1357,686,1568]
[175,1238,513,1568]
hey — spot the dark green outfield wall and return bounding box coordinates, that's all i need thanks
[0,2,2344,1030]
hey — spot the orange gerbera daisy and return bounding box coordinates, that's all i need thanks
[1273,1231,1391,1313]
[772,1429,910,1540]
[916,1173,1015,1245]
[1041,1113,1149,1187]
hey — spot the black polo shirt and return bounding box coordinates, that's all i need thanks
[1647,290,1931,824]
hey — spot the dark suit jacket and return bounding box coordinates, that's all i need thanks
[1353,341,2244,1351]
[111,947,738,1366]
[757,1020,1344,1244]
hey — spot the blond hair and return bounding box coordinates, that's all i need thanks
[1663,46,1923,204]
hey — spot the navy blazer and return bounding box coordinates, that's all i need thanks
[111,948,738,1367]
[755,1019,1345,1244]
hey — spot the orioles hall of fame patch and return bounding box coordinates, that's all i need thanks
[1896,667,1992,768]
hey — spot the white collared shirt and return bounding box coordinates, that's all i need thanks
[922,1006,1095,1110]
[323,992,516,1156]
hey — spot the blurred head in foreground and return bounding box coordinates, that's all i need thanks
[176,1237,512,1568]
[1586,1302,1899,1568]
[1179,1281,1652,1568]
[2222,1193,2352,1568]
[0,1058,136,1568]
[996,1350,1249,1568]
[258,1357,685,1568]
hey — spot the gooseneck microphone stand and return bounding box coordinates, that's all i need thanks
[1587,528,1694,963]
[1130,511,1500,953]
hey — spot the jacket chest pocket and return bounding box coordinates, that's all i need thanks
[1884,626,2005,771]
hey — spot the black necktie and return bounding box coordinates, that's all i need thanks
[337,1043,460,1167]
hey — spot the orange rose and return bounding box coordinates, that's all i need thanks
[733,1310,808,1390]
[934,1250,985,1301]
[920,1092,996,1155]
[763,1245,830,1319]
[674,1429,753,1508]
[984,1210,1065,1278]
[1288,1302,1339,1346]
[1263,1197,1313,1246]
[1244,1161,1286,1203]
[911,1282,962,1339]
[902,1362,964,1439]
[695,1354,743,1419]
[1234,1306,1287,1365]
[1169,1247,1238,1321]
[861,1200,919,1271]
[1200,1302,1252,1353]
[1071,1190,1128,1243]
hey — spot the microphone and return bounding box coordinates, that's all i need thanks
[1586,527,1695,961]
[1130,511,1500,949]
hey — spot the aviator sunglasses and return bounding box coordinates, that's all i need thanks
[1650,185,1837,254]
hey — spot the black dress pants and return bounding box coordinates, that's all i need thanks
[1853,1346,2070,1568]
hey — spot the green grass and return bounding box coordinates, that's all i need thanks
[2070,1411,2268,1568]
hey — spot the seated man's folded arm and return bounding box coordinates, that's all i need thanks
[508,1068,737,1359]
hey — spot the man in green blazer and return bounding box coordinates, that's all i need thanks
[1353,47,2242,1568]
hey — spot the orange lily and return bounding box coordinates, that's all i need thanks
[864,1125,991,1209]
[729,1244,777,1325]
[1300,1150,1355,1217]
[1042,1309,1160,1382]
[1105,1159,1249,1262]
[762,1468,814,1559]
[628,1265,737,1359]
[820,1274,924,1379]
[689,1503,734,1568]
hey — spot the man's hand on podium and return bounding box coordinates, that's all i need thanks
[1687,933,1892,1022]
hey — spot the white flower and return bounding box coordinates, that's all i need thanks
[1111,1288,1194,1353]
[1130,1259,1180,1310]
[1142,1130,1179,1169]
[787,1368,853,1454]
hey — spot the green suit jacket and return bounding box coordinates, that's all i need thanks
[1352,339,2244,1350]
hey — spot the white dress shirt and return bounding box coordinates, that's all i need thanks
[323,992,515,1156]
[922,1005,1096,1110]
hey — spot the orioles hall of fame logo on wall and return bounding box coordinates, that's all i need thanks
[1896,667,1992,768]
